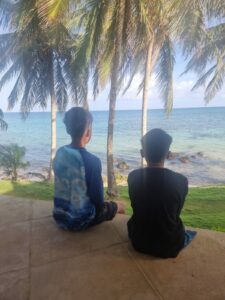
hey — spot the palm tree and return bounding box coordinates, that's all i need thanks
[75,0,171,196]
[105,1,128,197]
[0,109,8,130]
[0,0,84,180]
[178,0,225,103]
[123,0,182,166]
[0,144,29,181]
[74,0,138,197]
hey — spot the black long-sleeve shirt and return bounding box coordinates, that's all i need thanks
[127,167,188,258]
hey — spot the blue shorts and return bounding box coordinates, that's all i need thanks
[184,230,197,247]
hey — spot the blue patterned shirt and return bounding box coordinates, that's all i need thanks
[53,146,103,230]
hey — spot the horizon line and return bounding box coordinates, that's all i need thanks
[3,105,225,113]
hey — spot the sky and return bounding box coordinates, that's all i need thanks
[0,50,225,112]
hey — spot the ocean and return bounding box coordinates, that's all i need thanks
[0,107,225,185]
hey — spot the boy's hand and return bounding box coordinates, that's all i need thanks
[116,201,125,214]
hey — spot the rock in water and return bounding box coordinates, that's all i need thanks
[167,152,180,160]
[179,156,190,163]
[26,172,47,180]
[116,160,129,170]
[167,151,204,164]
[197,152,203,157]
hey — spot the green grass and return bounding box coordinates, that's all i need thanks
[0,180,225,232]
[119,185,225,232]
[0,180,53,200]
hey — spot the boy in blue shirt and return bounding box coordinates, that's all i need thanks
[53,107,124,231]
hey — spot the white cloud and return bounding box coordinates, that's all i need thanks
[174,79,194,90]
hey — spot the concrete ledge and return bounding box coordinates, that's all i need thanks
[0,196,225,300]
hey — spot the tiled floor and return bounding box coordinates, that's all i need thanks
[0,196,225,300]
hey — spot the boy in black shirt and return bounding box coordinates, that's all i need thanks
[128,128,196,258]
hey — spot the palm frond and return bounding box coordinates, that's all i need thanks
[37,0,70,28]
[204,57,225,103]
[0,58,21,92]
[176,0,207,57]
[8,72,24,110]
[180,0,225,105]
[54,57,68,112]
[156,37,175,112]
[206,0,225,19]
[0,32,16,55]
[122,56,141,96]
[0,0,17,28]
[0,109,8,130]
[20,68,37,118]
[192,64,217,90]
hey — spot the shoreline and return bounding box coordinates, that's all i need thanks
[1,150,224,186]
[1,107,225,187]
[0,175,224,189]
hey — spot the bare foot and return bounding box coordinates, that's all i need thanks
[116,201,125,214]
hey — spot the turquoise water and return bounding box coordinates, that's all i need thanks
[1,107,225,185]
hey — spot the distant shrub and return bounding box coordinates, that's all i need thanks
[0,144,29,181]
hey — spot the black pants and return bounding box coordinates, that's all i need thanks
[90,201,118,226]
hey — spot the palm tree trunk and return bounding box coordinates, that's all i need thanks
[107,0,125,198]
[107,62,119,198]
[48,91,57,181]
[141,40,154,167]
[12,168,17,182]
[83,97,89,110]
